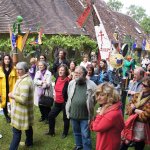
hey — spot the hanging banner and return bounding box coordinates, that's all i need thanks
[93,4,111,60]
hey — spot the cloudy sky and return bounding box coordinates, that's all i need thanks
[104,0,150,16]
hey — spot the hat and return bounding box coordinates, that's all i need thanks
[109,54,124,69]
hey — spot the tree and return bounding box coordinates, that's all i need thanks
[126,5,147,23]
[140,17,150,34]
[107,0,123,12]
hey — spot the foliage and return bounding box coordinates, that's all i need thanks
[107,0,123,12]
[140,17,150,34]
[0,34,97,62]
[126,5,147,23]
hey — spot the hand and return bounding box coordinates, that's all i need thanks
[8,92,15,99]
[135,109,143,114]
[99,104,111,115]
[130,103,135,109]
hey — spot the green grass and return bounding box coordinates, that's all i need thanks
[0,106,149,150]
[0,107,96,150]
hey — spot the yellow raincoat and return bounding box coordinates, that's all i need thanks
[0,67,17,108]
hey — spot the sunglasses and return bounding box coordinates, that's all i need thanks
[142,82,149,88]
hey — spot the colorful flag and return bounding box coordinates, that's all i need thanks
[21,30,30,51]
[132,41,137,50]
[76,5,91,28]
[145,39,150,51]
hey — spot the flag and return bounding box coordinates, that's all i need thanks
[145,40,150,51]
[92,4,111,60]
[76,5,91,28]
[142,39,146,50]
[21,30,30,51]
[16,35,23,51]
[132,41,137,50]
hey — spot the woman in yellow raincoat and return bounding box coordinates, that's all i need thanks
[0,55,17,123]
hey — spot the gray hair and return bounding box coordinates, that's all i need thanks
[38,61,47,69]
[16,62,29,73]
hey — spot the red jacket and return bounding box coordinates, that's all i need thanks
[90,102,124,150]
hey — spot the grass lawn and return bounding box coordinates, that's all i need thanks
[0,106,149,150]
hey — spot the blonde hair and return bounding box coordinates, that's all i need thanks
[95,82,120,104]
[30,57,37,64]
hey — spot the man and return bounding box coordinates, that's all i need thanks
[66,66,97,150]
[52,49,69,77]
[128,67,145,101]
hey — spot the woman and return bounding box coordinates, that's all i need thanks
[46,64,70,139]
[68,61,76,80]
[0,55,17,123]
[39,55,50,70]
[90,82,124,150]
[9,62,34,149]
[120,77,150,150]
[86,64,99,85]
[98,59,109,84]
[34,61,52,122]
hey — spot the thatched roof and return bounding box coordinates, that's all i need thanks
[0,0,86,35]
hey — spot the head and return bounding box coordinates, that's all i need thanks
[39,55,47,61]
[141,77,150,93]
[126,55,132,61]
[74,66,87,85]
[95,82,120,106]
[2,54,13,69]
[58,49,66,59]
[16,62,28,77]
[30,57,37,65]
[91,59,97,67]
[86,64,94,76]
[69,61,76,71]
[83,54,89,63]
[100,59,107,70]
[133,67,145,81]
[38,61,47,71]
[146,63,150,71]
[58,64,69,78]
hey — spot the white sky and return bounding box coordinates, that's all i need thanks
[104,0,150,16]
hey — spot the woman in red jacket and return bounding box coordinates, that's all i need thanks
[90,82,124,150]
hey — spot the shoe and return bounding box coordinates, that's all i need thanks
[61,133,67,139]
[73,146,83,150]
[39,118,45,122]
[45,132,55,137]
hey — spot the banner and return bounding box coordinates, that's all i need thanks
[76,5,91,28]
[92,4,111,60]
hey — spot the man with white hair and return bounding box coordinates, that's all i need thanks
[128,67,145,101]
[66,66,96,150]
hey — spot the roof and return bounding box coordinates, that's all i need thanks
[0,0,147,47]
[67,0,146,47]
[0,0,87,35]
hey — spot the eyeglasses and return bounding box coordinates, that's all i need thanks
[142,82,149,88]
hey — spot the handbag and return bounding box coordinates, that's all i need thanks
[133,121,145,141]
[39,88,54,108]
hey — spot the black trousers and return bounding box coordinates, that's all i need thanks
[48,102,70,135]
[9,126,33,150]
[39,105,51,120]
[120,141,145,150]
[3,98,10,119]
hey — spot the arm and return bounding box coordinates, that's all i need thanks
[90,114,114,132]
[13,80,32,105]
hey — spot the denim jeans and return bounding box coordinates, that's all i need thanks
[71,119,92,150]
[9,126,33,150]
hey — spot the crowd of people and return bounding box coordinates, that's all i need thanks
[0,49,150,150]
